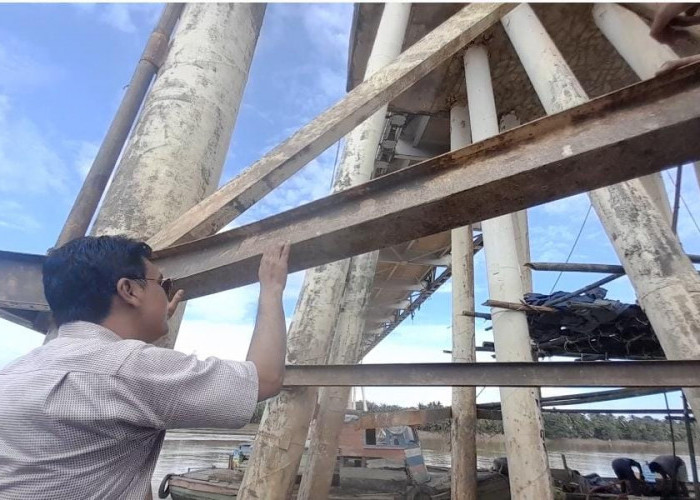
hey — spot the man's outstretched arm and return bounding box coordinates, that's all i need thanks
[246,242,290,401]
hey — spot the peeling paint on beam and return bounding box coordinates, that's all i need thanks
[282,361,700,388]
[153,67,700,301]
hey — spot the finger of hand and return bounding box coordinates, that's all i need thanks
[651,3,691,39]
[167,290,185,317]
[656,59,681,76]
[281,241,291,262]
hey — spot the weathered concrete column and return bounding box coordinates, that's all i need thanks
[502,4,670,225]
[503,2,700,413]
[238,4,412,499]
[91,4,265,351]
[449,105,478,500]
[593,3,687,211]
[297,252,378,499]
[464,45,554,500]
[94,4,265,239]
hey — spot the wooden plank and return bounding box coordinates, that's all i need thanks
[282,361,700,388]
[152,65,700,301]
[146,3,514,249]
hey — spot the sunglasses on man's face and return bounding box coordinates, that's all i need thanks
[140,277,174,299]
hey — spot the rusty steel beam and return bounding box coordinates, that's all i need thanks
[0,251,47,312]
[145,3,514,249]
[528,256,700,275]
[282,361,700,388]
[151,65,700,301]
[4,66,700,311]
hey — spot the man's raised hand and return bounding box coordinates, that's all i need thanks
[258,242,290,294]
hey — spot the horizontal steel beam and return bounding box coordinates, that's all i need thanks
[528,255,700,274]
[0,251,48,312]
[282,361,700,387]
[4,66,700,311]
[152,65,700,301]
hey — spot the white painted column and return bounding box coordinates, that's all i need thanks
[503,1,700,414]
[238,5,412,499]
[593,3,682,216]
[501,3,670,225]
[450,105,478,500]
[91,4,266,351]
[464,45,554,500]
[94,4,265,239]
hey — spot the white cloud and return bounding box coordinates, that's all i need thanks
[0,95,69,195]
[69,140,100,179]
[174,319,255,361]
[184,286,260,325]
[0,200,41,233]
[539,193,589,216]
[300,4,353,58]
[73,4,162,34]
[0,319,44,369]
[0,34,64,93]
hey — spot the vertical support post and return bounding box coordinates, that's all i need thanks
[91,4,265,349]
[593,3,693,209]
[682,395,700,498]
[449,104,478,500]
[502,113,532,294]
[238,5,412,499]
[297,252,378,499]
[503,2,700,414]
[464,45,554,500]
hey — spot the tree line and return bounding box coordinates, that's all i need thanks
[249,400,696,442]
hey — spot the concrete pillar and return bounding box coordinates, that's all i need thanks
[500,113,532,294]
[238,5,412,499]
[449,105,478,500]
[503,2,700,413]
[93,4,265,240]
[91,4,265,351]
[464,45,554,500]
[502,4,671,225]
[593,3,700,196]
[297,252,378,499]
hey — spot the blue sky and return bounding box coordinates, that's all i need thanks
[0,4,698,413]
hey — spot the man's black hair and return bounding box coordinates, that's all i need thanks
[43,235,153,326]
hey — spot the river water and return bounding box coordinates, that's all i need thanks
[152,429,698,495]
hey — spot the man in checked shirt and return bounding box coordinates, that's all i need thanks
[0,235,290,499]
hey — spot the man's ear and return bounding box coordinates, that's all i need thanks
[115,278,144,307]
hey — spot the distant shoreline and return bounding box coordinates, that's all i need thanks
[418,430,692,453]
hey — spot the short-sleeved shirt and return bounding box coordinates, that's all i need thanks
[0,321,258,499]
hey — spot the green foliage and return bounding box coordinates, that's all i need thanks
[356,401,697,442]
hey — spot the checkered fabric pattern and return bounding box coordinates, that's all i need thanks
[0,321,258,499]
